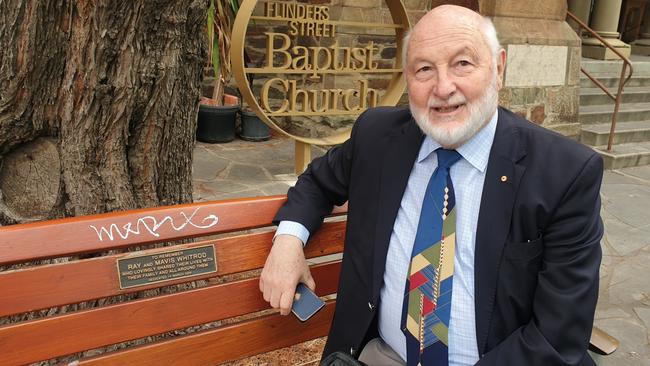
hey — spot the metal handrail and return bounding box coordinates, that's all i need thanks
[567,11,634,152]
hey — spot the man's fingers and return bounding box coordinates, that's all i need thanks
[302,272,316,292]
[269,288,281,310]
[262,283,271,303]
[279,290,295,316]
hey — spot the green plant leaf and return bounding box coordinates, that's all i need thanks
[213,40,220,78]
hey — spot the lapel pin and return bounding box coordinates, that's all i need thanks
[500,175,508,182]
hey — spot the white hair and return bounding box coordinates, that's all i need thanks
[401,15,503,69]
[480,16,502,66]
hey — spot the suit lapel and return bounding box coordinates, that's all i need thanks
[371,120,425,302]
[474,108,527,355]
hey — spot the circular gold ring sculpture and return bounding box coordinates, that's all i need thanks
[231,0,410,146]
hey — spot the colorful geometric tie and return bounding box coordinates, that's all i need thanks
[401,149,462,366]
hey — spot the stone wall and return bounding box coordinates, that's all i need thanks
[495,21,582,138]
[488,1,582,138]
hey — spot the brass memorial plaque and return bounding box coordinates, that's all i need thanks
[117,245,217,289]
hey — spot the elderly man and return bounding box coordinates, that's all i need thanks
[260,5,602,366]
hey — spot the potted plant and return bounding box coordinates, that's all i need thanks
[239,103,271,142]
[197,0,240,143]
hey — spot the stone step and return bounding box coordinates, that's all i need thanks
[580,74,650,88]
[581,58,650,76]
[580,121,650,146]
[579,60,650,169]
[593,141,650,169]
[579,102,650,124]
[580,86,650,105]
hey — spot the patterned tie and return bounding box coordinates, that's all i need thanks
[401,149,462,366]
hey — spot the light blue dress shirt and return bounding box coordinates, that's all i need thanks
[277,110,498,365]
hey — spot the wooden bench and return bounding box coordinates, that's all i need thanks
[0,196,346,365]
[0,195,617,365]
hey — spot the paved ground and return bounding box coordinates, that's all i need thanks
[193,136,325,202]
[595,166,650,365]
[193,135,650,365]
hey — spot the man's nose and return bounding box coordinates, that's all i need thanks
[433,72,456,99]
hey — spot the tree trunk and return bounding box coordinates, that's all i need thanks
[0,0,207,224]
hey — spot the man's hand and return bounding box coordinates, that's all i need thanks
[260,234,315,315]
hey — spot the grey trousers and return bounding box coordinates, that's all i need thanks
[358,338,406,366]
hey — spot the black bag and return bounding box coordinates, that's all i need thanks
[320,351,367,366]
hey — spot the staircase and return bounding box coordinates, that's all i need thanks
[579,59,650,169]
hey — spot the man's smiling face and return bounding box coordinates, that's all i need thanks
[405,6,505,148]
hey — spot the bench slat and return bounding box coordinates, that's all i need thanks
[79,301,336,366]
[0,262,341,365]
[0,196,346,265]
[0,197,284,264]
[0,221,345,317]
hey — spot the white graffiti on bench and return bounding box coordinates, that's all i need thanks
[90,208,220,241]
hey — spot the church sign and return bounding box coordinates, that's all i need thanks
[231,0,410,147]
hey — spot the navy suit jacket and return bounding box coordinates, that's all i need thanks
[274,106,603,365]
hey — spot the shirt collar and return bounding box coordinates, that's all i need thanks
[417,108,498,173]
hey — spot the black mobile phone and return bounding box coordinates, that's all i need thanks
[291,283,325,322]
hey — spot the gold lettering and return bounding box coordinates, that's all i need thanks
[351,48,367,70]
[366,41,379,70]
[262,81,379,115]
[251,9,389,117]
[288,21,298,36]
[311,90,330,113]
[321,23,330,37]
[368,88,379,107]
[343,89,359,111]
[261,78,289,113]
[291,46,310,70]
[267,2,331,21]
[264,2,274,17]
[333,42,351,70]
[358,80,379,109]
[288,80,310,113]
[310,46,332,78]
[321,6,330,20]
[282,20,337,38]
[265,32,291,69]
[330,90,345,110]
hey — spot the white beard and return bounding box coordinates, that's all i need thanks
[409,74,499,148]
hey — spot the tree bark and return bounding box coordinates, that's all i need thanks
[0,0,206,223]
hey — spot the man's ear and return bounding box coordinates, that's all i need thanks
[496,48,506,90]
